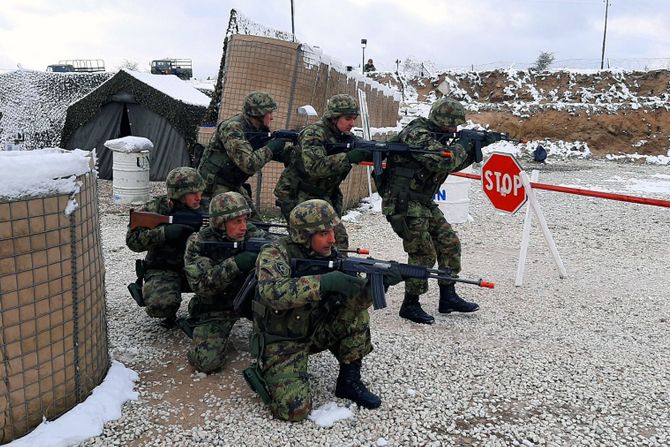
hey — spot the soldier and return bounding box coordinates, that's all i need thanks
[126,167,206,327]
[181,192,266,373]
[378,97,483,324]
[197,91,288,215]
[274,94,369,249]
[245,199,392,421]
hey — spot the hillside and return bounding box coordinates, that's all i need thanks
[373,69,670,157]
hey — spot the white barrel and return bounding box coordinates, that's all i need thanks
[112,150,150,204]
[434,167,472,224]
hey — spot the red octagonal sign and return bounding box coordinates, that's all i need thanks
[481,153,528,214]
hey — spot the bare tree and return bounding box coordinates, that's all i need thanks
[533,51,555,71]
[118,59,139,71]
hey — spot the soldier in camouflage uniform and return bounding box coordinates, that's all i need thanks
[246,199,384,421]
[181,192,267,373]
[197,91,289,216]
[274,94,370,250]
[378,97,484,324]
[126,167,207,327]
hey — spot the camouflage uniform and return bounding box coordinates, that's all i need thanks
[274,94,363,250]
[126,167,206,321]
[197,91,280,216]
[248,200,378,421]
[183,192,267,373]
[378,98,479,322]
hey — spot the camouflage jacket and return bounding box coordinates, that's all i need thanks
[274,118,355,208]
[253,237,370,341]
[197,114,273,192]
[183,224,267,307]
[379,117,474,217]
[125,197,207,270]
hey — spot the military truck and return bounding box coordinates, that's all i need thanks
[49,59,106,73]
[150,59,193,80]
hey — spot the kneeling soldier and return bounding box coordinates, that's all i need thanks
[126,167,206,327]
[182,192,267,374]
[246,199,381,421]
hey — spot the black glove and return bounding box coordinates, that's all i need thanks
[234,251,258,271]
[346,149,368,164]
[484,132,499,146]
[382,265,403,288]
[266,138,287,157]
[320,271,366,298]
[163,224,194,241]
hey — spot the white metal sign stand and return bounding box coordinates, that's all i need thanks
[515,170,567,286]
[357,89,373,197]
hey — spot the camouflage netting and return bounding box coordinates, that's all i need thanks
[0,70,112,149]
[61,70,207,163]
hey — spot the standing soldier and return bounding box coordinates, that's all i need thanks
[197,91,288,215]
[245,200,390,421]
[378,97,481,324]
[126,167,206,327]
[181,192,267,373]
[274,94,369,250]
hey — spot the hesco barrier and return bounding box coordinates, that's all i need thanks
[199,34,399,212]
[0,169,109,443]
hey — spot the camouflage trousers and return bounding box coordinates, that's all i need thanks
[208,182,260,221]
[142,269,189,319]
[186,296,239,374]
[277,192,349,250]
[386,206,461,295]
[257,306,372,421]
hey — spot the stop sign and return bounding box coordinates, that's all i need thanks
[481,153,527,213]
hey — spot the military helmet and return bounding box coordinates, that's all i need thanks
[243,91,277,117]
[288,199,340,246]
[428,97,466,128]
[323,94,360,119]
[209,191,251,229]
[166,167,205,200]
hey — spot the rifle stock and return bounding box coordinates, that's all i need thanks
[128,210,207,230]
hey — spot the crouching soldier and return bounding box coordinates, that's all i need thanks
[126,167,206,327]
[182,192,267,373]
[245,199,382,421]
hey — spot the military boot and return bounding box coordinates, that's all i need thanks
[399,293,435,324]
[438,284,480,313]
[335,360,381,409]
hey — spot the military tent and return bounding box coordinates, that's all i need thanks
[61,69,210,180]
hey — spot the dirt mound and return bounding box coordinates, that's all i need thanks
[373,70,670,156]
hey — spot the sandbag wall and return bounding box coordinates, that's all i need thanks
[0,172,109,443]
[200,34,400,212]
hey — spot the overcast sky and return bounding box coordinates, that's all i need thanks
[1,0,669,78]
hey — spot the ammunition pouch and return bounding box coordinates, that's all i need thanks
[127,259,146,307]
[387,215,411,240]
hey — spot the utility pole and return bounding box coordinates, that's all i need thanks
[600,0,609,70]
[290,0,295,42]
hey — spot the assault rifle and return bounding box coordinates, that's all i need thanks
[245,130,300,150]
[128,209,287,232]
[434,129,524,163]
[326,139,452,179]
[289,255,494,310]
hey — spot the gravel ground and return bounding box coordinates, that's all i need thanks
[82,158,669,447]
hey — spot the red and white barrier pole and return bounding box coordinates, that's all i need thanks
[453,171,670,208]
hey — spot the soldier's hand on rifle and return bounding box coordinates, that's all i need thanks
[484,132,499,146]
[267,138,288,157]
[346,149,368,164]
[320,271,366,298]
[163,224,194,241]
[456,138,474,152]
[234,251,258,271]
[382,265,403,289]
